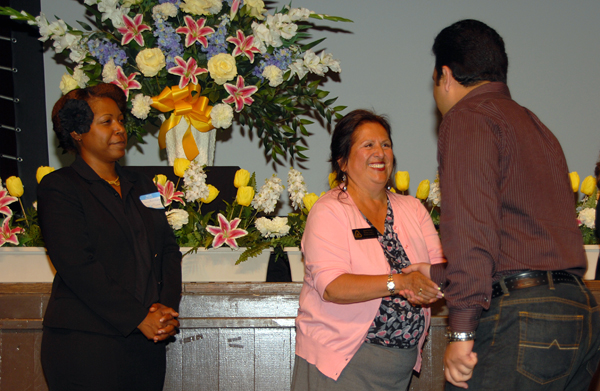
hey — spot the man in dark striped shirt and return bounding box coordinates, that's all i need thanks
[426,19,600,390]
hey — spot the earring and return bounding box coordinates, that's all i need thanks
[342,174,346,182]
[386,185,391,190]
[342,173,347,191]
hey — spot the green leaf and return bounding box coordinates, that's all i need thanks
[77,21,93,31]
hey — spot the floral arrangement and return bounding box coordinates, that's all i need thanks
[1,0,350,162]
[393,170,441,226]
[156,159,322,263]
[571,172,598,245]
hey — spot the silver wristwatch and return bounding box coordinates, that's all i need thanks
[445,328,476,342]
[386,274,395,295]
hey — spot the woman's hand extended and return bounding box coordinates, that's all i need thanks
[138,303,180,342]
[396,268,442,305]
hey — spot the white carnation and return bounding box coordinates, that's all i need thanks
[255,217,290,238]
[210,103,234,129]
[72,65,90,88]
[252,174,284,214]
[131,94,153,120]
[578,208,596,229]
[166,209,189,230]
[287,168,307,210]
[153,3,178,20]
[102,59,118,83]
[262,65,283,87]
[183,160,209,203]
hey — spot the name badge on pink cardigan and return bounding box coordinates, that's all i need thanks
[352,228,378,240]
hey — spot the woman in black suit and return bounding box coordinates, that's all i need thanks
[38,83,182,391]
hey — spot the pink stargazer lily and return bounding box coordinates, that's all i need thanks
[0,216,23,247]
[111,66,141,99]
[226,30,261,63]
[206,213,248,249]
[117,14,151,46]
[0,189,18,217]
[223,76,258,112]
[156,180,185,207]
[168,56,208,89]
[229,0,241,19]
[175,16,215,48]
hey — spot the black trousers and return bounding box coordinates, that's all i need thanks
[41,326,166,391]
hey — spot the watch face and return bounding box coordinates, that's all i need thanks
[387,281,394,290]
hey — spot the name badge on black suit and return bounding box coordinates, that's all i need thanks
[352,228,378,240]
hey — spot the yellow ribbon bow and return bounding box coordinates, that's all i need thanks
[151,84,214,161]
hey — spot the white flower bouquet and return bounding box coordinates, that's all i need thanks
[1,0,350,163]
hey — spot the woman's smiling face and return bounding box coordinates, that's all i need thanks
[341,121,394,192]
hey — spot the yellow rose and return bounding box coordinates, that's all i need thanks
[180,0,223,15]
[415,179,430,200]
[244,0,265,19]
[136,48,166,77]
[154,174,168,186]
[201,185,220,203]
[581,175,597,196]
[207,53,237,85]
[236,186,255,206]
[59,73,78,94]
[36,166,55,184]
[173,158,191,177]
[569,172,580,193]
[6,176,24,197]
[328,172,339,189]
[233,169,250,188]
[395,171,410,192]
[303,193,319,212]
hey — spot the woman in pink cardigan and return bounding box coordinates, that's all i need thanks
[292,110,446,390]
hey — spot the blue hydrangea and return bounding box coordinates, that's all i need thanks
[201,18,230,59]
[87,39,128,66]
[153,18,184,69]
[252,47,293,80]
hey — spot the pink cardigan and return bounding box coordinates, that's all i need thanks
[295,188,445,381]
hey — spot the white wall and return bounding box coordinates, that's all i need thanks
[42,0,600,211]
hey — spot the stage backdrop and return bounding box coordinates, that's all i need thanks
[41,0,600,214]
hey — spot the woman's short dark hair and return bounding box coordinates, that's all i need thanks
[51,83,127,153]
[330,109,395,185]
[433,19,508,87]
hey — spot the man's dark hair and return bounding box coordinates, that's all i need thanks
[433,19,508,87]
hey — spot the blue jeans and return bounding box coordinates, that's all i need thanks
[447,275,600,390]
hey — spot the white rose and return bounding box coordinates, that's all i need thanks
[122,0,142,7]
[207,53,237,85]
[59,73,78,94]
[210,103,234,129]
[131,94,154,120]
[262,65,283,87]
[245,0,266,19]
[136,48,166,77]
[579,208,596,229]
[102,59,118,82]
[72,66,90,88]
[180,0,222,16]
[166,209,189,230]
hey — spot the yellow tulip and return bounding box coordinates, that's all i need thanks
[200,185,220,203]
[233,169,250,188]
[395,171,410,191]
[173,158,191,177]
[236,186,255,206]
[36,166,55,184]
[154,174,168,186]
[568,172,580,193]
[415,179,430,200]
[303,193,319,212]
[389,187,396,193]
[328,172,339,189]
[6,176,24,197]
[581,175,597,196]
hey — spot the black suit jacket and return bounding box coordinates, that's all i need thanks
[38,156,182,336]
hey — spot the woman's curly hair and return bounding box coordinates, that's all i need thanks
[51,83,127,153]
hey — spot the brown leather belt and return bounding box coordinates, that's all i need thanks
[491,270,581,299]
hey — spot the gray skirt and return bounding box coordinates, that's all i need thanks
[291,342,418,391]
